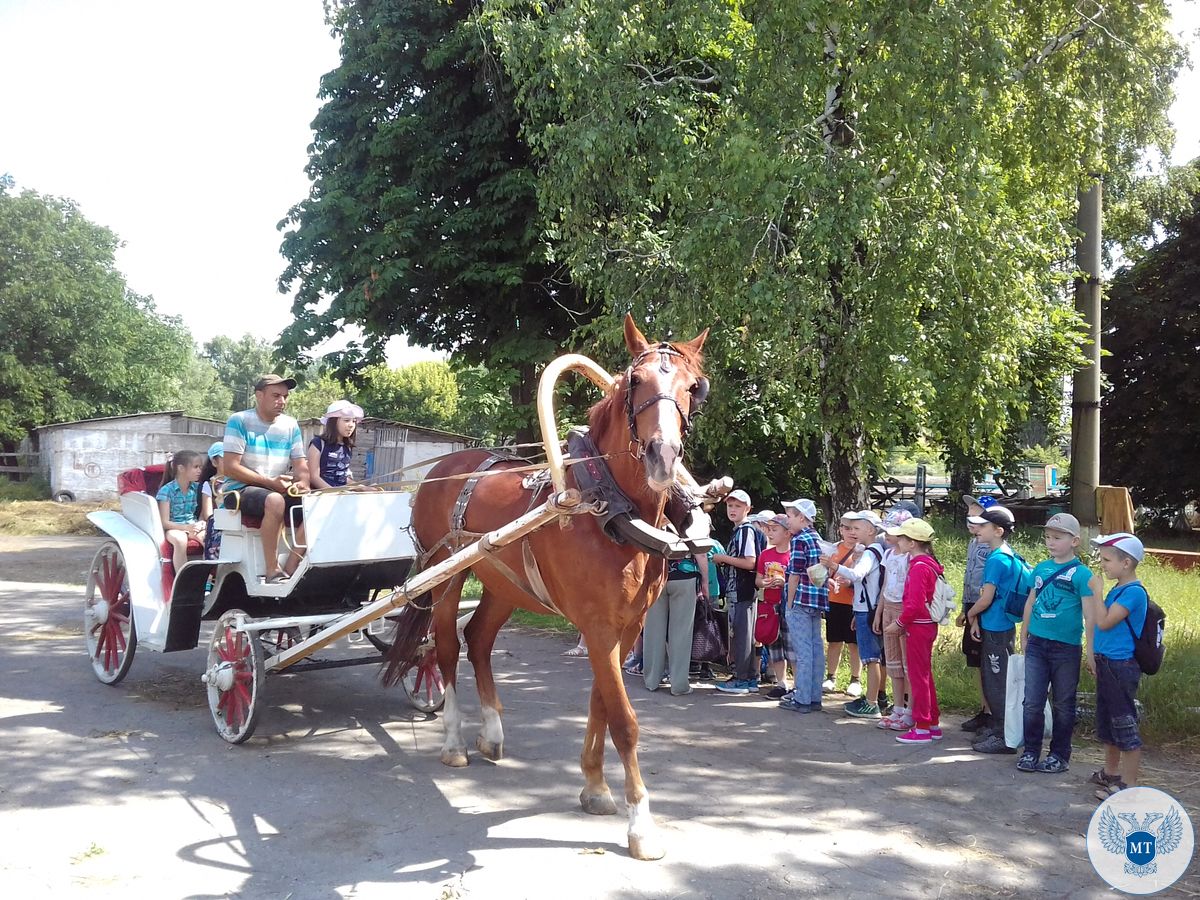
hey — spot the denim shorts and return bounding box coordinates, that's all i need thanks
[854,610,882,662]
[1095,654,1142,751]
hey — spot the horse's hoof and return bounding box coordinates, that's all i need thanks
[627,832,666,861]
[579,788,618,816]
[475,734,503,761]
[440,748,469,767]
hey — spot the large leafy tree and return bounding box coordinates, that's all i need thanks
[202,334,276,411]
[1102,187,1200,511]
[277,0,601,440]
[486,0,1183,516]
[0,183,219,443]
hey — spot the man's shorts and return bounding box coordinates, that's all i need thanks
[225,486,303,522]
[825,602,856,644]
[854,610,882,663]
[961,604,982,668]
[1095,654,1143,751]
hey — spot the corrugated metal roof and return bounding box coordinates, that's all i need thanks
[33,411,226,431]
[297,416,476,443]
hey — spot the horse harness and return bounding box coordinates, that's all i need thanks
[624,343,709,458]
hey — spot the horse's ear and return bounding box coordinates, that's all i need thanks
[678,328,709,357]
[623,314,651,355]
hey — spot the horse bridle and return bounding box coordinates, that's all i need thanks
[624,343,709,458]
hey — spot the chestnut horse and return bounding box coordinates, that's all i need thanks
[382,315,708,860]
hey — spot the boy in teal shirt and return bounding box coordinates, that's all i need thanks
[1016,513,1103,774]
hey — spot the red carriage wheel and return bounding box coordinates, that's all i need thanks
[203,610,265,744]
[84,542,137,685]
[401,644,446,713]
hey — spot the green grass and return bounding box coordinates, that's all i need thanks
[828,514,1200,746]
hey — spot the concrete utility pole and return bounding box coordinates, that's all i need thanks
[1070,176,1102,531]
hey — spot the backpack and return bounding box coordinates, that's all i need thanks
[913,558,957,625]
[999,549,1035,620]
[754,596,781,645]
[859,544,885,614]
[1112,584,1166,676]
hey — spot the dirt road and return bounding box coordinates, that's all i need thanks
[0,536,1196,898]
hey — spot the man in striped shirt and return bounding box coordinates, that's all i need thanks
[221,374,310,583]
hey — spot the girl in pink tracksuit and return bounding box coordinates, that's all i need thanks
[884,518,943,744]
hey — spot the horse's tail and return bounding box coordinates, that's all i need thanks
[380,596,435,688]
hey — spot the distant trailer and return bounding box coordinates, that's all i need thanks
[31,411,225,502]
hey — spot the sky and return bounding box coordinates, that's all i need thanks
[1,0,1198,366]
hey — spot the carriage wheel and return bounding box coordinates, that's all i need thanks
[204,610,265,744]
[401,643,446,713]
[84,542,137,684]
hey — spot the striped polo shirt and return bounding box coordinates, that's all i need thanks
[221,409,304,490]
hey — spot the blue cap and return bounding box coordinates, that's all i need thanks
[978,496,998,509]
[207,441,224,459]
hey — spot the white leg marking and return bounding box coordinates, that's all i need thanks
[480,704,503,747]
[441,685,466,757]
[626,795,665,860]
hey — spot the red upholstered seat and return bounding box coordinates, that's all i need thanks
[160,538,205,558]
[241,515,263,529]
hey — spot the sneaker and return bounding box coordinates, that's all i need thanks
[670,686,694,696]
[766,686,789,700]
[808,701,823,712]
[779,697,814,713]
[698,665,716,682]
[844,698,881,719]
[715,679,751,695]
[895,728,933,744]
[928,727,944,740]
[888,716,914,731]
[821,677,836,693]
[746,680,760,692]
[1017,751,1039,773]
[961,710,992,733]
[846,680,863,698]
[972,733,1017,755]
[876,712,899,729]
[1035,753,1069,774]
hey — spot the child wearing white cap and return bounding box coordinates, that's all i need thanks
[1086,533,1150,799]
[714,489,765,694]
[308,400,365,490]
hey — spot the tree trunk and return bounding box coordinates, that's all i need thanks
[823,425,870,537]
[511,362,537,445]
[950,459,975,497]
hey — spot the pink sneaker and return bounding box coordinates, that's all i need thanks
[929,727,944,741]
[876,713,896,730]
[895,728,933,744]
[888,715,914,732]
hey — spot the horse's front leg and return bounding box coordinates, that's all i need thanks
[587,629,664,860]
[579,680,618,815]
[464,589,513,761]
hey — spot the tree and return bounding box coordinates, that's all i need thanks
[277,0,601,441]
[0,185,211,442]
[357,361,460,431]
[486,0,1183,516]
[202,334,276,411]
[1102,187,1200,511]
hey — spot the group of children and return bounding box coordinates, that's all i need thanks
[707,489,1154,798]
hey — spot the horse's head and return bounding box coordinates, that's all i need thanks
[620,314,709,492]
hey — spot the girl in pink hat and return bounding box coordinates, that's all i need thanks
[307,400,364,490]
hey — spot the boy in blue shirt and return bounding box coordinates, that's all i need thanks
[1016,513,1103,774]
[1086,532,1149,799]
[965,506,1022,754]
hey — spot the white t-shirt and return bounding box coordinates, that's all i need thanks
[881,549,910,604]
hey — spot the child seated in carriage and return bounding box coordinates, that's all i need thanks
[307,400,364,490]
[156,450,209,574]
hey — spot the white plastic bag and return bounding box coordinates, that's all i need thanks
[1004,653,1054,749]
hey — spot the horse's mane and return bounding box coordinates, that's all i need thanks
[587,342,704,449]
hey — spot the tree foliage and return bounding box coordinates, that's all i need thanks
[485,0,1183,514]
[277,0,601,438]
[0,184,223,442]
[202,334,276,411]
[1102,187,1200,510]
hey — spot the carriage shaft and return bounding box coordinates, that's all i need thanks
[265,490,582,672]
